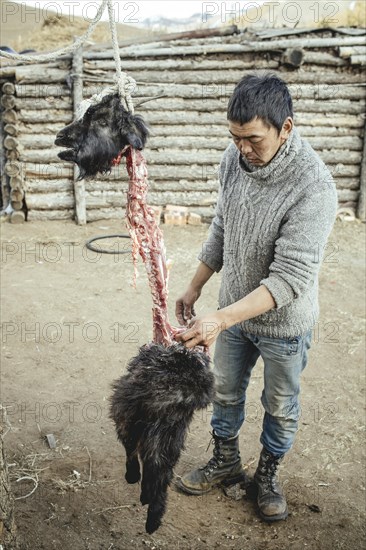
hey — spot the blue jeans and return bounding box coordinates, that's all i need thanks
[211,325,312,456]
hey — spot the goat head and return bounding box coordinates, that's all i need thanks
[55,93,149,180]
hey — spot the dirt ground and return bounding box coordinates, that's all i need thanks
[1,218,365,550]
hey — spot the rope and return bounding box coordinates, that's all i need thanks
[0,0,135,111]
[107,0,135,113]
[0,0,109,63]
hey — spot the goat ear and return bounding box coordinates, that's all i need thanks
[126,131,144,150]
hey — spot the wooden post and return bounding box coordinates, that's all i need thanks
[72,43,86,225]
[0,411,18,547]
[357,120,366,221]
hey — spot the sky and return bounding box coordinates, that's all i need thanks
[11,0,243,22]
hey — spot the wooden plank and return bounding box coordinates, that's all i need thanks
[72,44,86,226]
[27,209,74,221]
[83,35,366,58]
[84,58,280,72]
[357,120,366,221]
[19,147,362,165]
[24,159,360,181]
[16,122,363,138]
[15,84,70,98]
[18,133,364,152]
[80,68,366,86]
[339,46,366,58]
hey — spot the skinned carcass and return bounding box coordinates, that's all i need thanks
[55,102,214,534]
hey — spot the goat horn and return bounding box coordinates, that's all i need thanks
[134,94,167,107]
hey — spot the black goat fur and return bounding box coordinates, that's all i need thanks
[55,93,149,180]
[109,343,215,534]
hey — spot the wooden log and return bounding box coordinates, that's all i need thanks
[26,191,124,210]
[83,58,280,71]
[2,81,15,94]
[0,66,16,78]
[26,193,75,209]
[86,208,125,222]
[81,68,366,87]
[2,110,17,124]
[83,35,366,59]
[17,132,364,151]
[25,178,74,193]
[339,46,366,58]
[19,110,72,124]
[26,190,218,210]
[10,210,25,223]
[337,189,360,202]
[10,188,24,202]
[19,147,362,166]
[14,80,365,101]
[282,48,304,68]
[4,124,17,136]
[24,161,359,181]
[15,84,70,98]
[319,151,361,165]
[18,122,65,135]
[13,97,72,110]
[329,164,360,178]
[0,179,10,210]
[351,54,366,66]
[5,149,19,161]
[333,178,360,190]
[0,116,10,209]
[10,175,23,189]
[16,122,364,138]
[72,44,86,226]
[139,97,366,115]
[25,163,73,179]
[4,160,22,177]
[14,66,69,84]
[27,209,74,221]
[1,94,15,109]
[11,200,23,211]
[302,51,347,67]
[294,114,364,128]
[357,120,366,221]
[4,135,19,150]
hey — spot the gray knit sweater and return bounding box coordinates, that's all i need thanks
[198,127,338,338]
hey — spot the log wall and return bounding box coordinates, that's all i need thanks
[0,29,365,223]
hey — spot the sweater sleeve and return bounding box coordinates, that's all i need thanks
[260,184,338,309]
[197,162,225,272]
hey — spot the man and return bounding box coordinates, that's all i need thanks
[175,73,338,522]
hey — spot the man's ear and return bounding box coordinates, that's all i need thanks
[281,117,293,138]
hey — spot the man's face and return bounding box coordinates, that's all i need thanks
[228,116,293,167]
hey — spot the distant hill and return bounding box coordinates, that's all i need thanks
[137,0,365,31]
[0,0,154,52]
[205,0,366,30]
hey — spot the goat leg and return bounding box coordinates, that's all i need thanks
[117,429,141,484]
[145,469,172,534]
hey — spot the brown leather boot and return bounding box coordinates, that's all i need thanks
[176,431,246,495]
[254,447,288,522]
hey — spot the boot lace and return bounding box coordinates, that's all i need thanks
[202,432,225,474]
[259,454,282,493]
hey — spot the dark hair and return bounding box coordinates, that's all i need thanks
[227,72,293,133]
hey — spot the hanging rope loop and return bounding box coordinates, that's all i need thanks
[0,0,135,113]
[0,0,109,63]
[107,0,135,113]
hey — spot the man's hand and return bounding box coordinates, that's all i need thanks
[175,286,201,326]
[175,312,226,349]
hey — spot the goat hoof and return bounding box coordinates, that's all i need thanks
[125,470,140,484]
[145,515,161,534]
